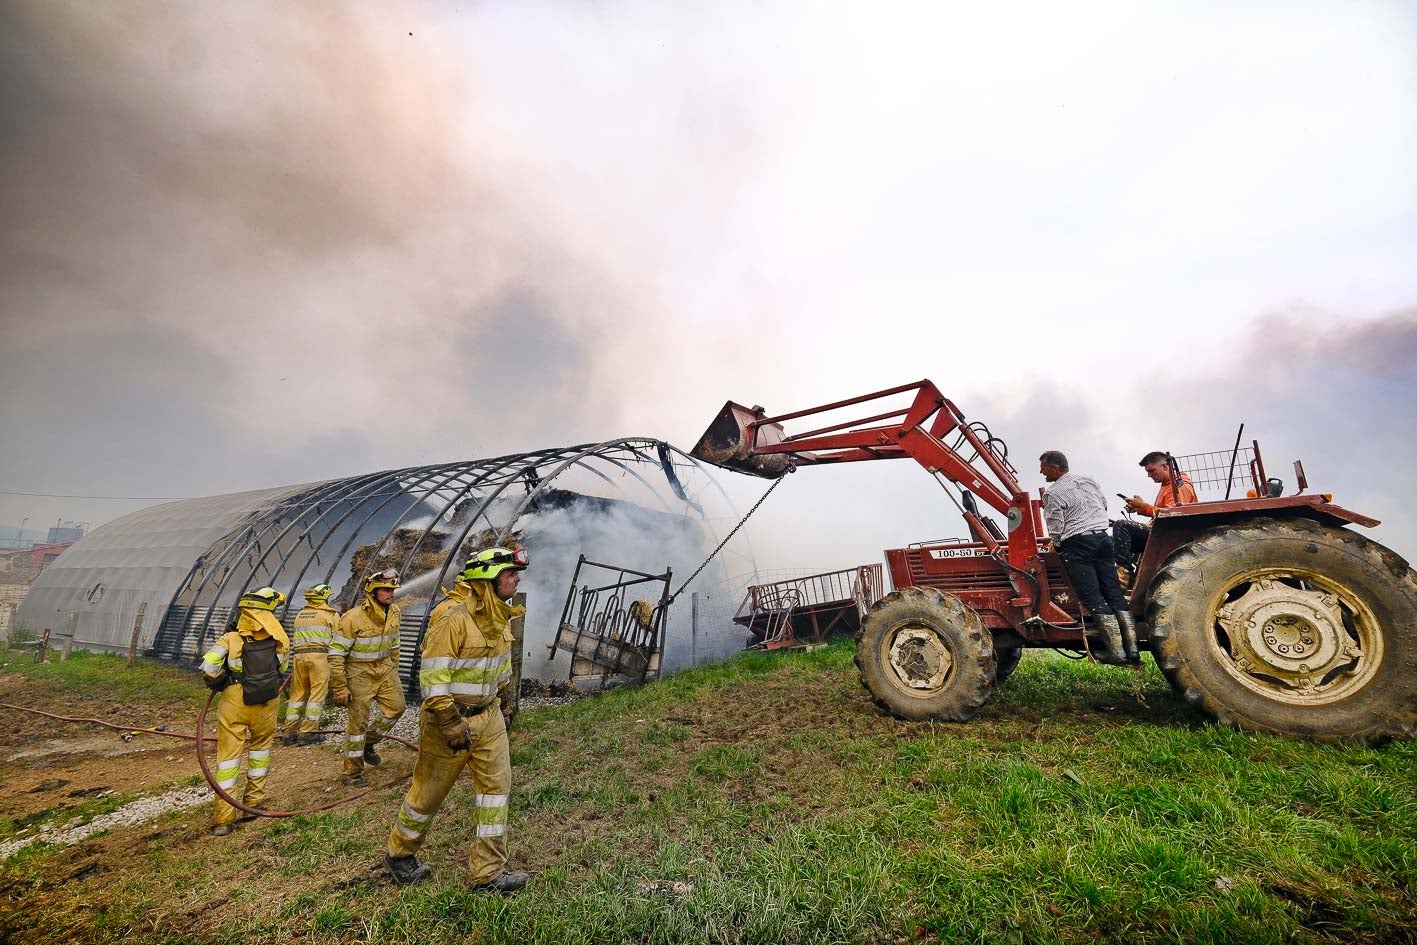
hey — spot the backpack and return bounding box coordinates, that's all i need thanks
[239,636,281,705]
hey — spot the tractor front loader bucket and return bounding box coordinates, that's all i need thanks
[689,401,793,478]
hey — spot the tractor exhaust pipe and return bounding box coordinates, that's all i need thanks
[689,401,793,479]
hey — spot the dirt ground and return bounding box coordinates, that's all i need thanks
[0,677,198,826]
[0,671,416,843]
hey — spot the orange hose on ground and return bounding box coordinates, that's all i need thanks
[0,695,417,820]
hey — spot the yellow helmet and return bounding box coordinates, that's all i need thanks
[363,568,401,593]
[460,547,529,583]
[238,586,286,611]
[304,583,333,601]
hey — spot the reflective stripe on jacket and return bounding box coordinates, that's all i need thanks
[419,581,517,715]
[292,603,338,654]
[331,599,402,663]
[201,610,290,679]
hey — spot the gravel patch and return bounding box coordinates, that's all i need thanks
[0,785,211,860]
[518,692,586,712]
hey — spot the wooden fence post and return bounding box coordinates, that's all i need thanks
[127,603,147,668]
[691,592,700,667]
[509,592,526,719]
[61,612,77,660]
[36,628,51,664]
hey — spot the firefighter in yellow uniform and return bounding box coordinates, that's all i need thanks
[200,586,290,835]
[428,575,471,624]
[383,547,530,892]
[281,583,338,746]
[329,568,406,786]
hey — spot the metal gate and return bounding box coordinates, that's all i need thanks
[550,555,672,687]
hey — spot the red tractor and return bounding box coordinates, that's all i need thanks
[691,380,1416,743]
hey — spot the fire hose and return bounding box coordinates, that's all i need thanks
[194,686,416,819]
[0,691,418,819]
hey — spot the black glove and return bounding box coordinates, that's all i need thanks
[203,671,229,692]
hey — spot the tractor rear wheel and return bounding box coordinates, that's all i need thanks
[1147,517,1417,743]
[854,587,995,721]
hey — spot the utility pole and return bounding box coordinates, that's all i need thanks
[691,592,699,667]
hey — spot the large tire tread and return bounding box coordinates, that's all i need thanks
[854,587,995,722]
[1146,516,1416,743]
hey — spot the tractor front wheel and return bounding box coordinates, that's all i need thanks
[854,587,995,721]
[994,645,1023,686]
[1147,517,1417,742]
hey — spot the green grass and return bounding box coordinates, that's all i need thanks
[2,642,1414,944]
[0,647,195,704]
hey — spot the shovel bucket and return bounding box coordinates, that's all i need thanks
[689,400,793,479]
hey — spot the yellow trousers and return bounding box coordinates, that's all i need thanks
[282,652,330,737]
[342,657,406,776]
[212,685,277,826]
[387,703,510,883]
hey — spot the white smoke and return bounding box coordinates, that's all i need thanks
[512,497,748,682]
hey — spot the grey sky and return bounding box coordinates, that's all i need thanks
[2,1,1415,567]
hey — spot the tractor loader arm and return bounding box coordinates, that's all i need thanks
[689,380,1073,626]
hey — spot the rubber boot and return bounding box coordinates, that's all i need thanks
[281,730,299,747]
[1116,611,1140,663]
[364,742,382,768]
[383,853,432,887]
[1093,614,1127,665]
[475,870,529,894]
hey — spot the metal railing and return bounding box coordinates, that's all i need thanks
[734,564,884,648]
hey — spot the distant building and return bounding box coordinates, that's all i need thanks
[47,521,87,545]
[0,541,76,639]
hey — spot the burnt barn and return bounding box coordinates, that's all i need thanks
[18,439,753,686]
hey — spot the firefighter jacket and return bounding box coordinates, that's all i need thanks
[428,580,471,625]
[419,580,523,716]
[201,610,291,694]
[291,601,339,655]
[329,594,401,698]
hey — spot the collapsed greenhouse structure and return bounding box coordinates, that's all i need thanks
[18,439,753,687]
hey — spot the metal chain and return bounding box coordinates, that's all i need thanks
[666,473,789,606]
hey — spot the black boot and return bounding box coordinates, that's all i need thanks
[363,740,382,767]
[474,870,529,894]
[383,853,432,886]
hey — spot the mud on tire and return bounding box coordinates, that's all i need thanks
[854,586,995,722]
[1147,516,1417,743]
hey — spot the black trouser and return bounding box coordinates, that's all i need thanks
[1112,520,1151,568]
[1059,531,1130,618]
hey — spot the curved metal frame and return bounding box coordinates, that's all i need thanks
[158,439,746,676]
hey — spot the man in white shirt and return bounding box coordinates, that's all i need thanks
[1039,450,1137,663]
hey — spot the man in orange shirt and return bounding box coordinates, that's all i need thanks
[1113,451,1198,569]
